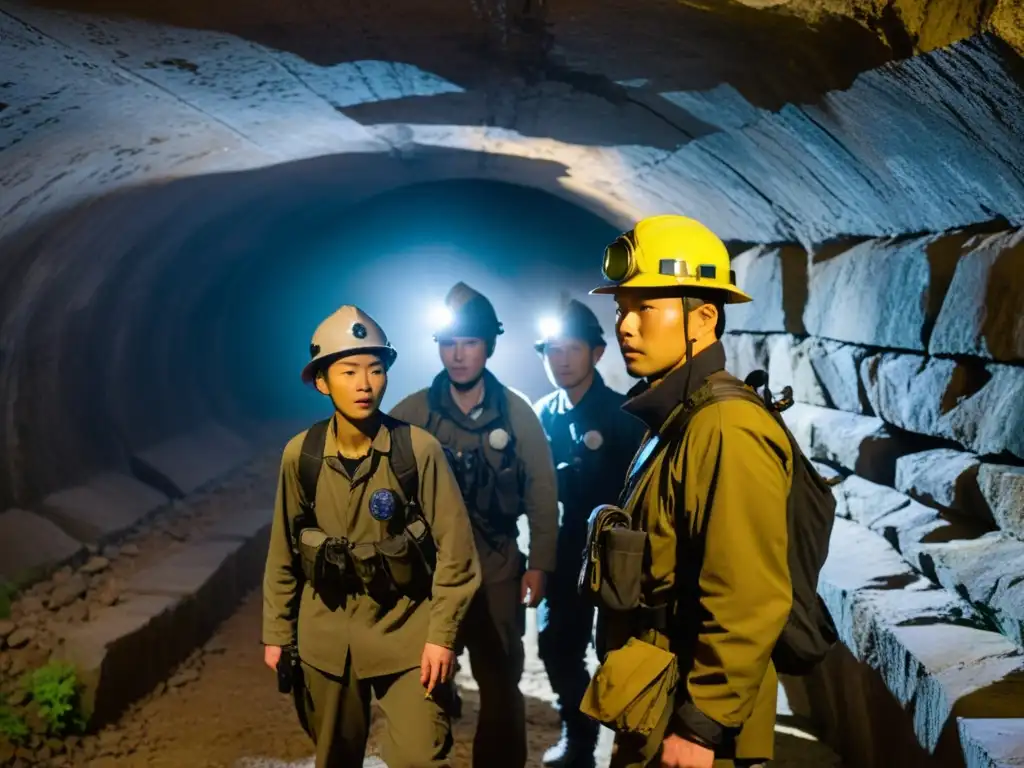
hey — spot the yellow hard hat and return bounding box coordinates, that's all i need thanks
[590,215,752,303]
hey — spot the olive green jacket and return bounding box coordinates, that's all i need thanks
[390,370,558,582]
[618,341,793,760]
[261,413,482,679]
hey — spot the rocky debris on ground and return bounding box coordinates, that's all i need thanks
[0,454,280,765]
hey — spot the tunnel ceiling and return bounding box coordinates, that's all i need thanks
[2,0,1024,247]
[1,0,1024,511]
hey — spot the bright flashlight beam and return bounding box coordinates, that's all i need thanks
[538,316,562,339]
[430,305,454,329]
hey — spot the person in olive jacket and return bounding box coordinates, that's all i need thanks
[532,295,645,768]
[390,282,559,768]
[591,216,793,768]
[262,305,482,768]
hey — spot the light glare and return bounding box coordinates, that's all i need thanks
[538,316,562,339]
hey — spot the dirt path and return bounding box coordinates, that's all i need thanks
[74,590,842,768]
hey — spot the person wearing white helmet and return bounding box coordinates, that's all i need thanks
[261,305,482,768]
[390,282,559,768]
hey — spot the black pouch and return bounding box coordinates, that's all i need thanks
[599,528,647,612]
[349,542,392,604]
[377,528,433,601]
[494,464,522,520]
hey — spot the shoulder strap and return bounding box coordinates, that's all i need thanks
[298,419,330,511]
[389,422,420,506]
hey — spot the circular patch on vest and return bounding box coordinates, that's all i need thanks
[351,322,368,339]
[582,430,604,451]
[488,428,510,451]
[369,488,397,521]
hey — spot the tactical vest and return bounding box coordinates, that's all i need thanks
[425,388,524,546]
[292,420,437,605]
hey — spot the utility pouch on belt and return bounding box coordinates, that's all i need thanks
[579,504,647,612]
[298,528,353,592]
[579,637,679,736]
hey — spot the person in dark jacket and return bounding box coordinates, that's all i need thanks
[533,295,646,767]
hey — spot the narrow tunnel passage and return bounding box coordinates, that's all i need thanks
[2,0,1024,766]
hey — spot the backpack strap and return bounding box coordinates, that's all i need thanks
[389,422,420,508]
[298,419,330,512]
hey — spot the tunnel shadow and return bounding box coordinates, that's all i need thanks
[17,0,893,149]
[0,146,627,509]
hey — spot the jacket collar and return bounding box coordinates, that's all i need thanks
[621,341,726,433]
[428,368,504,430]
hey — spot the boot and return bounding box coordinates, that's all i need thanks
[542,721,598,768]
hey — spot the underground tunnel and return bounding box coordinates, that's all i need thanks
[1,0,1024,766]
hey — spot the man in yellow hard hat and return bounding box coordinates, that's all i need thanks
[578,216,794,768]
[391,282,559,768]
[262,305,482,768]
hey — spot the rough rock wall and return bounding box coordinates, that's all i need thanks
[721,227,1024,766]
[720,0,1024,56]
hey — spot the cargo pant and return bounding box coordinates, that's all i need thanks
[460,577,527,768]
[300,659,453,768]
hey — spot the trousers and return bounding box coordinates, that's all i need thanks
[300,659,453,767]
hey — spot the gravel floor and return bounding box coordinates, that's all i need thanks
[71,590,842,768]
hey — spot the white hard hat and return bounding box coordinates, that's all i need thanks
[301,305,397,384]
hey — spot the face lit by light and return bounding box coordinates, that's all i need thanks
[314,353,388,422]
[614,293,717,380]
[439,337,488,385]
[543,337,603,390]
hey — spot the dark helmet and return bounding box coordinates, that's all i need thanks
[432,282,504,343]
[534,295,606,353]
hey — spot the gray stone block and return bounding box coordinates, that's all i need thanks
[132,421,253,496]
[831,474,986,579]
[726,245,807,334]
[920,533,1024,649]
[782,403,915,485]
[721,332,771,381]
[766,335,829,408]
[804,234,963,352]
[125,540,243,598]
[55,593,182,726]
[0,508,84,588]
[930,229,1024,364]
[895,449,992,524]
[39,472,169,545]
[804,339,873,415]
[978,464,1024,540]
[861,353,1024,459]
[205,508,273,542]
[821,519,1024,756]
[958,719,1024,768]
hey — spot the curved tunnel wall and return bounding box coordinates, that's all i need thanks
[2,1,1024,512]
[1,0,1024,764]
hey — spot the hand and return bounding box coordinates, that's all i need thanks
[520,568,546,607]
[420,643,456,695]
[264,644,282,671]
[660,734,715,768]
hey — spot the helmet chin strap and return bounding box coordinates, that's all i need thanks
[451,371,485,392]
[683,300,695,397]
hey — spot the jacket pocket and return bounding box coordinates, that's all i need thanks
[579,637,679,735]
[599,528,647,612]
